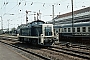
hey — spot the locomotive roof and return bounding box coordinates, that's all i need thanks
[62,22,90,27]
[30,20,45,24]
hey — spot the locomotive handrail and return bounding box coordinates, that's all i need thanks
[18,36,39,38]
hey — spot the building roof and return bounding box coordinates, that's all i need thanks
[55,7,90,19]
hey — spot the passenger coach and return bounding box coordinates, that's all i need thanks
[54,22,90,44]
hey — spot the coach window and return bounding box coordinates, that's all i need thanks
[64,28,66,32]
[82,27,86,32]
[88,27,90,32]
[54,29,55,32]
[68,28,70,32]
[59,29,60,33]
[54,29,55,35]
[56,30,58,33]
[62,28,64,32]
[73,28,75,32]
[77,27,80,32]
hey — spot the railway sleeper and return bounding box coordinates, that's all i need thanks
[48,47,90,59]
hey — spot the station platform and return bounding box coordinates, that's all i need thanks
[0,43,28,60]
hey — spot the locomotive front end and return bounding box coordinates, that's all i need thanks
[40,24,59,46]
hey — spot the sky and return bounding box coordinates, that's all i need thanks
[0,0,90,30]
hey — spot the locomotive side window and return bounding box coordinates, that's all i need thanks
[88,27,90,32]
[82,27,86,32]
[77,27,80,32]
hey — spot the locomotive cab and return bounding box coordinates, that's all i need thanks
[39,24,59,45]
[40,24,54,45]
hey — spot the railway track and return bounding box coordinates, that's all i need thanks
[0,35,51,60]
[48,46,90,59]
[0,40,74,60]
[0,41,50,60]
[0,35,90,60]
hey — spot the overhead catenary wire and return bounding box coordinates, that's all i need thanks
[0,0,90,30]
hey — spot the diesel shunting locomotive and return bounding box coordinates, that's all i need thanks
[17,20,59,46]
